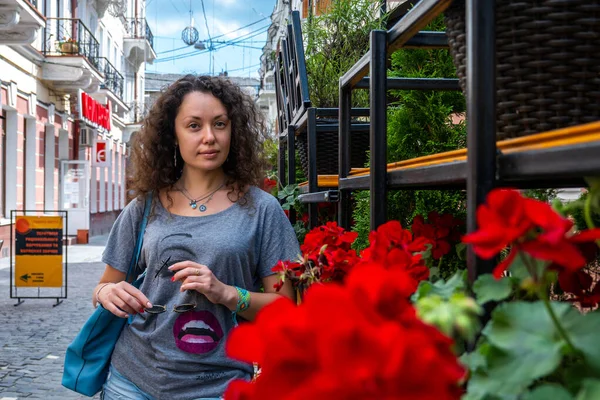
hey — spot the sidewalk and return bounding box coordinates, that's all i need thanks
[0,235,109,399]
[0,234,110,271]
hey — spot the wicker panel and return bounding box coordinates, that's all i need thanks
[296,122,370,177]
[445,0,600,140]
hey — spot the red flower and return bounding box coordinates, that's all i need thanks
[271,223,360,292]
[462,189,600,279]
[411,213,461,260]
[557,269,593,296]
[462,189,534,259]
[550,233,600,307]
[225,266,465,400]
[300,213,309,224]
[362,220,429,263]
[322,248,361,281]
[301,221,358,254]
[359,221,430,290]
[261,177,277,193]
[573,282,600,308]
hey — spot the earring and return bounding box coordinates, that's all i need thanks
[174,146,177,167]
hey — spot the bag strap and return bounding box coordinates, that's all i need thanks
[124,193,152,282]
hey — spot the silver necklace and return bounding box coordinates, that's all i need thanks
[178,182,225,212]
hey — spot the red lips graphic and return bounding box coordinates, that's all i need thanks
[173,310,224,354]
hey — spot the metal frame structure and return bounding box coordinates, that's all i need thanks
[9,210,69,307]
[276,0,600,282]
[275,11,373,229]
[337,0,600,282]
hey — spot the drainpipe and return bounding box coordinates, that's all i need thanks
[134,0,139,119]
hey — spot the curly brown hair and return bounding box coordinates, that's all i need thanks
[128,75,268,205]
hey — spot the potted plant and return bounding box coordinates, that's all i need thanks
[57,38,79,54]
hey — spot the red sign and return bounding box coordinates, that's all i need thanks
[79,91,111,132]
[93,140,110,167]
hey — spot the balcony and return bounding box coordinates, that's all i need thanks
[257,70,276,108]
[0,0,45,45]
[122,101,150,142]
[97,57,124,98]
[93,56,129,116]
[41,18,103,93]
[124,17,156,70]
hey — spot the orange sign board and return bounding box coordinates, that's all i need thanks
[15,216,63,287]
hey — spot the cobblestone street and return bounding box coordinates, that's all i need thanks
[0,240,107,399]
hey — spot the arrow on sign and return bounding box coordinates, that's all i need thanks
[20,274,31,283]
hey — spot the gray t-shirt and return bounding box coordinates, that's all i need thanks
[101,186,300,399]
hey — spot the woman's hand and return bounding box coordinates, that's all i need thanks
[168,261,237,310]
[96,281,152,318]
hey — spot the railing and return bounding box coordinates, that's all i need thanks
[125,18,154,51]
[43,18,100,71]
[28,0,38,8]
[97,57,124,99]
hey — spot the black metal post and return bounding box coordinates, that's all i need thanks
[286,126,297,224]
[307,108,318,229]
[338,85,352,230]
[466,0,497,283]
[278,136,286,203]
[370,30,388,231]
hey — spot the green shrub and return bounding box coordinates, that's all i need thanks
[304,0,385,108]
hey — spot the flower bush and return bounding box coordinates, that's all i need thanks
[226,184,600,399]
[226,264,465,399]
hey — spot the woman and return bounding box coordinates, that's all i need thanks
[93,75,300,399]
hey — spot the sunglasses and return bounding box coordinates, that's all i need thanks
[138,256,197,319]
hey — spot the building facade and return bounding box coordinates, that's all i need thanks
[145,71,260,112]
[0,0,155,257]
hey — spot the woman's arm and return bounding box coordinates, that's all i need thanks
[221,273,294,321]
[169,261,295,321]
[92,265,152,318]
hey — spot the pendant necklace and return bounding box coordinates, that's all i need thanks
[178,181,225,212]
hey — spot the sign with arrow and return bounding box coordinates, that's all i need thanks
[14,216,63,287]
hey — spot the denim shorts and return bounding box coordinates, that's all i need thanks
[102,365,222,400]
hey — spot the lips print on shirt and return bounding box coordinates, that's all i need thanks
[173,310,224,354]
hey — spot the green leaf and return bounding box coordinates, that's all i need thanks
[460,343,489,372]
[507,252,546,281]
[473,274,512,305]
[428,267,440,281]
[456,242,467,261]
[277,190,288,200]
[420,243,433,260]
[523,384,573,400]
[576,379,600,400]
[562,310,600,374]
[414,270,466,300]
[482,301,565,388]
[466,347,523,400]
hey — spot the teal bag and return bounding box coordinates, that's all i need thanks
[62,195,152,397]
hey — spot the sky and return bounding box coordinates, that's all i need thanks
[145,0,277,78]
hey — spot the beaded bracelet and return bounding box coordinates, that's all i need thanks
[232,286,250,326]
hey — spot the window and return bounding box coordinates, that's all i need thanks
[107,36,112,60]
